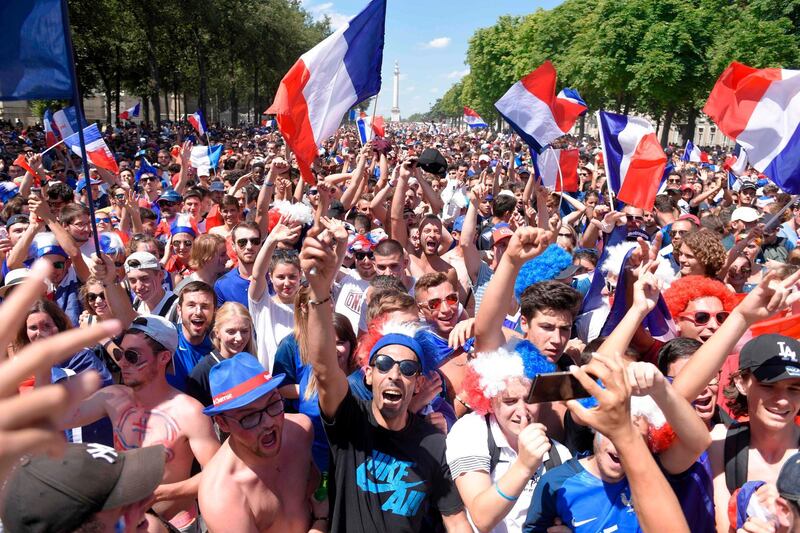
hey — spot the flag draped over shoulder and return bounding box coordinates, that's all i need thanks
[267,0,387,184]
[0,0,76,100]
[704,61,800,194]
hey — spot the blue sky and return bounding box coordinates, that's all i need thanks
[300,0,561,117]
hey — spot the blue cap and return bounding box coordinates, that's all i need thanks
[203,352,285,416]
[0,182,19,203]
[452,215,465,233]
[209,181,225,192]
[157,189,182,204]
[76,178,102,193]
[30,233,67,259]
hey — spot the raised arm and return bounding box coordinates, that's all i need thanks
[474,227,552,352]
[417,171,444,214]
[339,144,371,210]
[299,226,349,419]
[673,270,800,403]
[567,353,690,533]
[248,220,301,303]
[174,140,193,195]
[91,252,137,326]
[29,195,90,282]
[6,216,43,270]
[254,160,282,236]
[459,183,487,283]
[369,179,393,223]
[390,158,415,247]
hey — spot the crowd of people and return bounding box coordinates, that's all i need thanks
[0,117,798,533]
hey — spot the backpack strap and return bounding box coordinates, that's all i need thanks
[544,440,562,471]
[724,423,751,493]
[158,293,179,319]
[485,414,501,474]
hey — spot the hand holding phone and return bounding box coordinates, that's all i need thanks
[526,371,591,404]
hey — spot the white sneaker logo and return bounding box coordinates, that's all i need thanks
[572,517,598,527]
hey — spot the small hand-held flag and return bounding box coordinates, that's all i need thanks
[704,62,800,193]
[118,102,140,121]
[533,148,580,192]
[681,140,709,163]
[494,61,587,152]
[463,106,488,128]
[267,0,387,184]
[52,106,79,139]
[188,110,207,137]
[598,110,666,210]
[43,109,58,147]
[62,123,119,173]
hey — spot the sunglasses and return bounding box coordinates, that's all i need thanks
[626,215,644,222]
[308,189,319,196]
[114,193,126,200]
[678,311,730,326]
[224,399,284,430]
[236,237,261,248]
[159,201,178,208]
[354,251,374,261]
[173,240,193,248]
[87,292,106,302]
[372,354,421,377]
[140,176,158,183]
[670,229,690,238]
[113,348,144,365]
[605,279,616,295]
[52,261,66,269]
[95,217,110,224]
[422,292,458,311]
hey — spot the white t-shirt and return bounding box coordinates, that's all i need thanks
[249,288,295,371]
[445,412,571,533]
[334,269,370,335]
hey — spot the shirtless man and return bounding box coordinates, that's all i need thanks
[198,352,326,533]
[63,313,220,532]
[391,157,458,289]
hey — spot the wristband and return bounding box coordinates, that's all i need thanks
[308,294,332,306]
[494,482,518,502]
[265,182,275,187]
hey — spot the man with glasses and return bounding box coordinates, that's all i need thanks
[199,352,325,533]
[659,215,698,272]
[138,172,162,205]
[62,313,220,533]
[300,229,471,532]
[215,221,262,308]
[334,234,376,334]
[155,189,183,238]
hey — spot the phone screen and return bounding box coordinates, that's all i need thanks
[526,371,591,404]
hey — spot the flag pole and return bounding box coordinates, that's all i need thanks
[60,0,100,253]
[39,136,68,157]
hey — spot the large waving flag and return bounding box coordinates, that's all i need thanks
[533,148,580,192]
[43,109,58,147]
[494,61,587,152]
[188,110,207,137]
[598,111,666,210]
[704,62,800,193]
[53,106,79,139]
[62,123,119,173]
[463,106,487,128]
[682,140,709,163]
[267,0,386,184]
[190,145,223,171]
[0,1,76,100]
[118,102,140,121]
[356,114,385,144]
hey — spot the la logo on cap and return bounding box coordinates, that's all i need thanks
[777,341,798,363]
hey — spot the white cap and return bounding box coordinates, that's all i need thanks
[731,206,760,223]
[478,154,491,163]
[124,252,160,273]
[128,315,178,354]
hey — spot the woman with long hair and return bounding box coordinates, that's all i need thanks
[77,276,113,327]
[186,302,255,406]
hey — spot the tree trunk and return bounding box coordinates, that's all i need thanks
[183,92,189,120]
[114,61,121,126]
[194,29,208,118]
[660,106,675,148]
[163,88,170,122]
[100,74,112,125]
[254,64,260,120]
[142,95,150,125]
[686,107,698,146]
[579,114,586,137]
[229,62,238,127]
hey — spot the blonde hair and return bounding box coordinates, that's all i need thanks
[189,233,226,271]
[211,302,255,356]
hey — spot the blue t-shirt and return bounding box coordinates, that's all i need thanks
[663,452,715,533]
[168,326,214,391]
[525,458,641,532]
[214,267,250,308]
[56,271,82,327]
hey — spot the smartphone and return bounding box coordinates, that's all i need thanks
[0,227,8,240]
[526,371,591,404]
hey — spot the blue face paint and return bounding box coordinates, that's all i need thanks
[114,516,126,533]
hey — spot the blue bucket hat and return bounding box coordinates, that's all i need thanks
[157,189,182,204]
[203,352,285,416]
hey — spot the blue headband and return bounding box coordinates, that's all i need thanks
[369,333,424,366]
[170,224,196,238]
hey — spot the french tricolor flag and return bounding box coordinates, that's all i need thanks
[62,123,119,173]
[598,110,667,211]
[681,140,709,163]
[43,109,58,147]
[188,110,207,136]
[463,106,487,128]
[704,61,800,193]
[118,102,140,121]
[533,148,579,192]
[267,0,386,184]
[356,114,385,144]
[494,61,587,152]
[52,106,79,139]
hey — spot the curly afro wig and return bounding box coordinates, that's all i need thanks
[663,275,737,319]
[514,244,573,302]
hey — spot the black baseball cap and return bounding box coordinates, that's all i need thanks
[1,443,165,533]
[777,452,800,503]
[738,333,800,383]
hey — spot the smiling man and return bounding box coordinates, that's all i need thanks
[199,352,324,533]
[171,281,216,392]
[125,251,179,322]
